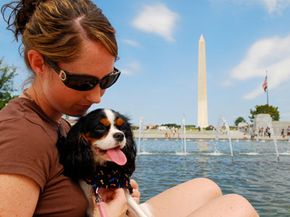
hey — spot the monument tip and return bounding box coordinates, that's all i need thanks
[199,34,205,41]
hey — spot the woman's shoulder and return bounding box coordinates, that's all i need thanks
[0,97,41,123]
[0,97,25,121]
[0,97,58,135]
[0,97,60,158]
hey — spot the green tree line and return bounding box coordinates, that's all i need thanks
[0,59,17,109]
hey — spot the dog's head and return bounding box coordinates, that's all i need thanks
[58,108,136,183]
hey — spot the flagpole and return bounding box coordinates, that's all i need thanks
[266,85,269,105]
[265,70,269,105]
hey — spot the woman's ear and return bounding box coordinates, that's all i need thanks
[27,50,45,74]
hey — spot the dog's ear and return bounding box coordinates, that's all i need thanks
[122,120,137,176]
[58,121,95,182]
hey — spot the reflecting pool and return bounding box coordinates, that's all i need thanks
[133,139,290,217]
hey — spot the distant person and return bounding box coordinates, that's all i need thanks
[281,129,285,138]
[0,0,259,216]
[265,127,271,138]
[259,127,264,137]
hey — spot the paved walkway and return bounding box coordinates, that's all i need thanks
[133,129,290,141]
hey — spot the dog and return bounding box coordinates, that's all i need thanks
[57,108,151,217]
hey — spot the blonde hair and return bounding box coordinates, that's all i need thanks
[1,0,118,71]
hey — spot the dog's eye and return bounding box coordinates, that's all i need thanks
[116,124,128,132]
[95,125,106,132]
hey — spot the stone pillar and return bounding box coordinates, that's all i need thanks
[197,35,208,128]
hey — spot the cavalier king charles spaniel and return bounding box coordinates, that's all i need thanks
[57,108,151,217]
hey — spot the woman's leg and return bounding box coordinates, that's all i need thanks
[141,178,222,217]
[188,194,259,217]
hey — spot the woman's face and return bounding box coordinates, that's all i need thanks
[41,40,116,117]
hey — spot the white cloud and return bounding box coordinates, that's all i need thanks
[132,3,179,42]
[244,88,263,100]
[209,0,290,14]
[260,0,290,14]
[122,39,140,47]
[229,34,290,99]
[120,61,141,76]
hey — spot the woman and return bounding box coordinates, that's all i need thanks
[0,0,259,216]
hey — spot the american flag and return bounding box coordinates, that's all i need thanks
[262,75,268,92]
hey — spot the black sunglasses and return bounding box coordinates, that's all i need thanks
[45,58,121,91]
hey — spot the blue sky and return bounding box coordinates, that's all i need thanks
[1,0,290,126]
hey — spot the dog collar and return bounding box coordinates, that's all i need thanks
[88,167,133,194]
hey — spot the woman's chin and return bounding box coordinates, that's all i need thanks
[65,109,88,117]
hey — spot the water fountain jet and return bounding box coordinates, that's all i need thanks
[254,114,279,161]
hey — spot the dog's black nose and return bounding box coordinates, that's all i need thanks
[113,132,124,142]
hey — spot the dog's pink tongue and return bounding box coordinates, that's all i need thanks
[107,148,127,166]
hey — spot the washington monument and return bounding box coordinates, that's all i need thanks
[197,34,208,128]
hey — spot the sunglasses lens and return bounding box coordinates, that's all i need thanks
[64,76,98,91]
[100,71,121,89]
[49,60,121,91]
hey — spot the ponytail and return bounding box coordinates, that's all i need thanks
[1,0,43,41]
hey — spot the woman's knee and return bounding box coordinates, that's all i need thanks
[186,178,222,197]
[223,194,259,216]
[188,193,259,217]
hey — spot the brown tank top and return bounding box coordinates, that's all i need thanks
[0,97,88,217]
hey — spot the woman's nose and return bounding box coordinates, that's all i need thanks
[85,85,105,104]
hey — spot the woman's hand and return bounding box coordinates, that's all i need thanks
[93,188,128,217]
[93,180,140,217]
[130,179,141,204]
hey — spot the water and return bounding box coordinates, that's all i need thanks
[133,139,290,217]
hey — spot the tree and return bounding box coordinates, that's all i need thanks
[234,116,246,126]
[161,123,181,128]
[249,104,280,122]
[0,59,17,109]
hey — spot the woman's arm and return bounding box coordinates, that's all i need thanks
[0,174,40,217]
